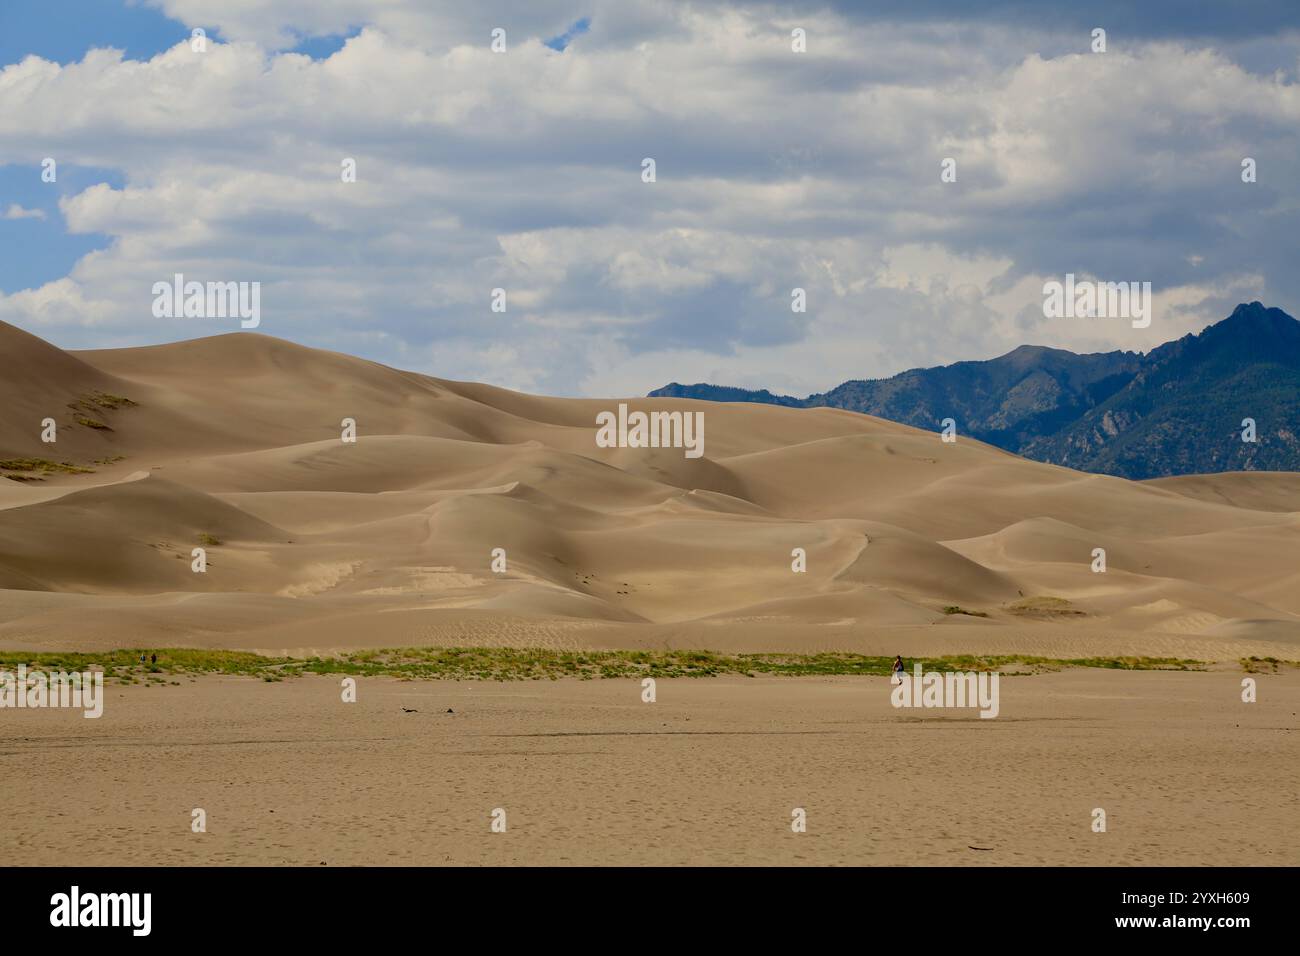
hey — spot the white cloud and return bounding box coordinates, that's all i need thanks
[3,203,46,220]
[0,278,118,327]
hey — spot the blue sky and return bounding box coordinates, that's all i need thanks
[545,18,591,52]
[0,2,176,296]
[0,0,184,66]
[0,163,121,291]
[1,2,1298,397]
[0,1,359,64]
[0,1,354,296]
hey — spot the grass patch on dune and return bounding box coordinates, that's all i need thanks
[1005,596,1087,617]
[941,605,989,618]
[0,458,95,479]
[0,647,1228,684]
[52,393,138,435]
[69,393,138,414]
[83,393,137,410]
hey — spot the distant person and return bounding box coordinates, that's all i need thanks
[891,655,905,685]
[139,653,146,665]
[150,654,157,665]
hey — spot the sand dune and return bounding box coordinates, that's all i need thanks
[2,321,1298,658]
[1147,471,1300,513]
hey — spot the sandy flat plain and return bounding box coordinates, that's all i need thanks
[3,669,1295,866]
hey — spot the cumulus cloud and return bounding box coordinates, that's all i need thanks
[3,203,46,219]
[0,2,1297,395]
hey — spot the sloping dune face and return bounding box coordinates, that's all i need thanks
[1,322,1298,656]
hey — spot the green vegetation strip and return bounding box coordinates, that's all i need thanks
[0,648,1259,685]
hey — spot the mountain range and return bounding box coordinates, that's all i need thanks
[650,302,1300,480]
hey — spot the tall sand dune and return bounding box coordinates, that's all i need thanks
[1,320,1297,658]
